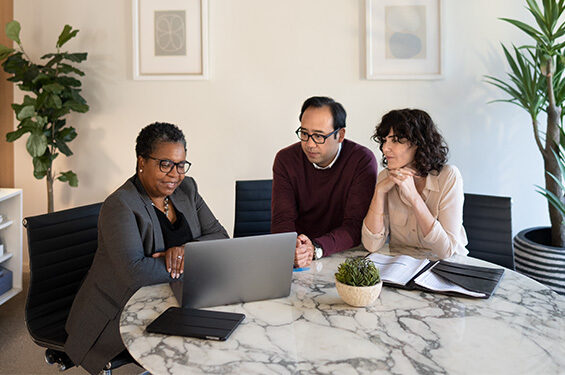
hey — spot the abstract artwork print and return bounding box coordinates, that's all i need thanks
[154,11,187,56]
[385,6,426,60]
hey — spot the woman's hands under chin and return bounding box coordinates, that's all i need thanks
[389,167,421,204]
[375,172,396,195]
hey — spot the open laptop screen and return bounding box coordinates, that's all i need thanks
[171,232,296,308]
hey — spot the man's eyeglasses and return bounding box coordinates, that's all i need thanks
[147,156,192,174]
[295,127,342,145]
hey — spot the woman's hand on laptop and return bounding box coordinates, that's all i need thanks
[295,234,314,268]
[152,246,185,279]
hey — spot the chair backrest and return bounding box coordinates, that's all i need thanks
[23,203,102,350]
[463,193,514,269]
[234,179,272,238]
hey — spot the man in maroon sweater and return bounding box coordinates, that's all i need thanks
[271,96,378,268]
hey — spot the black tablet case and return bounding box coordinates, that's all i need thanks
[146,307,245,341]
[384,260,505,299]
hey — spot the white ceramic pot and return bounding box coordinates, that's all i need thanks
[335,278,383,307]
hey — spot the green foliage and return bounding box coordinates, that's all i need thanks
[0,44,14,60]
[0,20,88,193]
[486,0,565,242]
[56,25,79,49]
[5,20,20,44]
[57,171,78,187]
[335,258,381,287]
[485,0,565,117]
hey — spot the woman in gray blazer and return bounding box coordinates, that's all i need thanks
[64,122,229,374]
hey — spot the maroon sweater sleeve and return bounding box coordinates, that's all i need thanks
[271,150,298,234]
[313,149,378,256]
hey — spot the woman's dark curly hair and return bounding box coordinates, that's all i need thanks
[135,122,187,159]
[371,109,448,177]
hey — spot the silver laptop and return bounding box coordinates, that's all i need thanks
[171,232,296,308]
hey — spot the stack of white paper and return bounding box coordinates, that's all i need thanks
[367,253,429,286]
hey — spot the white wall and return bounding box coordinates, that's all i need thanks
[12,0,547,265]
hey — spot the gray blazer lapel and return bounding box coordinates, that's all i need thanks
[132,176,165,255]
[170,187,201,238]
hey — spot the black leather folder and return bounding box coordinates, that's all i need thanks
[146,307,245,341]
[430,261,505,297]
[388,260,505,299]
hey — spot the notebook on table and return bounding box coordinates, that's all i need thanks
[146,232,297,340]
[366,253,505,299]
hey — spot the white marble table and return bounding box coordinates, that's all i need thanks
[120,249,565,375]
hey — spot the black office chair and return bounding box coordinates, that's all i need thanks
[23,203,135,374]
[463,193,515,270]
[233,179,272,237]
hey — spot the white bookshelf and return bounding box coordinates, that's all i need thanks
[0,189,22,306]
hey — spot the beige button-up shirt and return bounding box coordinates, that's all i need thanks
[362,164,468,258]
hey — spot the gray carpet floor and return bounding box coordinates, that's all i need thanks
[0,272,144,375]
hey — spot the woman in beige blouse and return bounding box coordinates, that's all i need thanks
[362,109,468,259]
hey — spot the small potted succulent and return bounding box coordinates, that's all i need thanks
[335,257,382,307]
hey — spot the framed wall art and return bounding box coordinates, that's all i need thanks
[366,0,443,80]
[133,0,209,80]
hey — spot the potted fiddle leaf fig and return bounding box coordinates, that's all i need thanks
[485,0,565,294]
[335,257,382,307]
[0,21,89,212]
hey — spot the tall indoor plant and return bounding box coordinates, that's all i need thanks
[0,21,88,212]
[486,0,565,294]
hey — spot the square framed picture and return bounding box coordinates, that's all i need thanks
[366,0,443,80]
[133,0,209,80]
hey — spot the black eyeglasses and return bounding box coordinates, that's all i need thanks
[295,127,342,145]
[147,156,192,174]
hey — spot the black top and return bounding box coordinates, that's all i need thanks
[154,204,193,249]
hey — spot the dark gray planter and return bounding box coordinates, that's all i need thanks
[513,226,565,295]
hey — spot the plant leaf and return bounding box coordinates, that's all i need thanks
[31,73,51,85]
[54,138,73,156]
[2,52,26,75]
[5,21,21,44]
[43,83,65,94]
[53,119,66,131]
[56,25,79,49]
[5,127,27,142]
[57,170,78,187]
[16,105,35,121]
[57,127,77,142]
[43,54,63,68]
[65,100,89,113]
[20,95,35,106]
[71,90,87,104]
[56,63,85,76]
[0,44,15,60]
[26,131,48,157]
[50,94,62,109]
[62,52,87,63]
[56,76,81,87]
[34,115,48,128]
[32,155,50,179]
[35,92,49,109]
[537,186,565,220]
[501,18,545,44]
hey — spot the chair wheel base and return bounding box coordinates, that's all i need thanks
[44,349,75,371]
